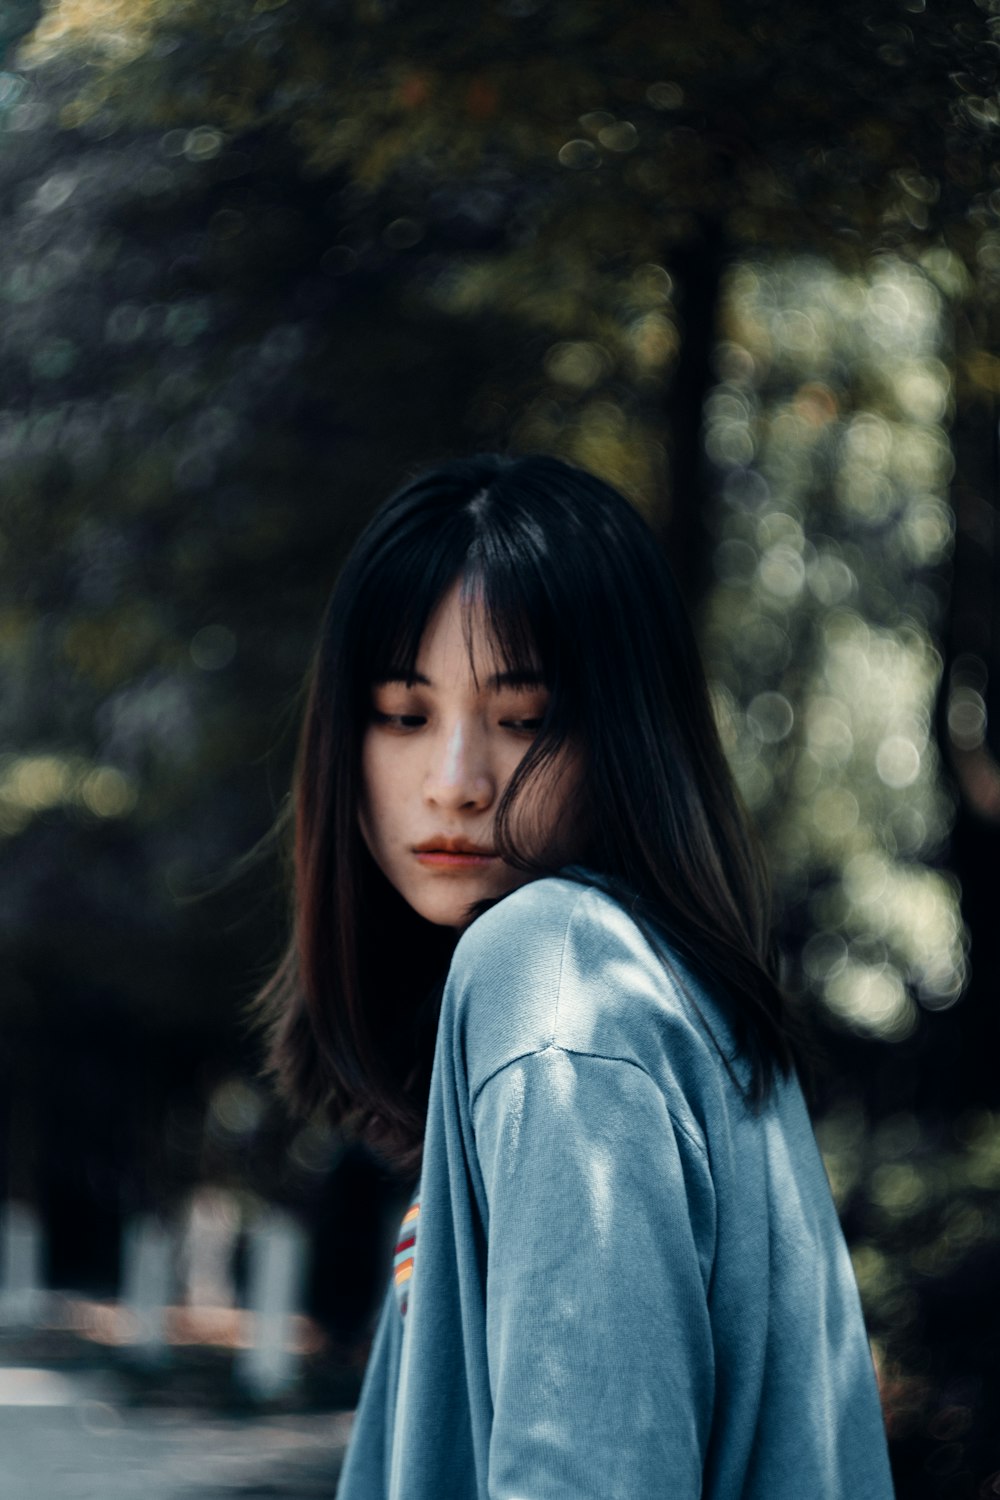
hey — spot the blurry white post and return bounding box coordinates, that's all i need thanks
[236,1209,308,1401]
[0,1201,46,1325]
[121,1214,174,1363]
[182,1187,239,1309]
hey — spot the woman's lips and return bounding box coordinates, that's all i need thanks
[412,836,498,869]
[413,851,498,868]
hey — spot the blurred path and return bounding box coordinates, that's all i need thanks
[0,1368,352,1499]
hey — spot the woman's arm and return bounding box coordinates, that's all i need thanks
[472,1044,716,1500]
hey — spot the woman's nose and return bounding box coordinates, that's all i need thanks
[423,720,495,810]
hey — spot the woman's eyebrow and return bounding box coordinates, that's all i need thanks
[371,671,429,688]
[373,668,547,690]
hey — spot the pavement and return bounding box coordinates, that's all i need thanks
[0,1366,353,1500]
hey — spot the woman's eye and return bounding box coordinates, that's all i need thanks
[502,718,543,734]
[372,710,425,730]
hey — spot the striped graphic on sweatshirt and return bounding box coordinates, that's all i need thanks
[393,1196,420,1318]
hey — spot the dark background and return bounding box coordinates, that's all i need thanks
[2,2,1000,1494]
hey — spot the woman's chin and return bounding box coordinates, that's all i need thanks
[405,865,535,930]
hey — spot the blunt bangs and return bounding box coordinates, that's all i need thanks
[348,480,572,732]
[348,505,469,698]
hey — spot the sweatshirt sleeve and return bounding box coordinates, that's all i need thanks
[471,1045,715,1500]
[336,1278,403,1500]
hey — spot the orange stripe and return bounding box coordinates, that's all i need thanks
[402,1204,420,1226]
[394,1258,414,1285]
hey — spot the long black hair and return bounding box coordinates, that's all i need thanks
[254,452,793,1177]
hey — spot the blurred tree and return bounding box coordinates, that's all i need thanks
[6,0,1000,1087]
[0,16,539,1278]
[18,0,1000,573]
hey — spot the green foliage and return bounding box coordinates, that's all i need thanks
[704,256,965,1041]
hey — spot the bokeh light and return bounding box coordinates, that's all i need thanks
[703,255,968,1037]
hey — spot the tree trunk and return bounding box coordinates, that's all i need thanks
[662,218,729,617]
[922,368,1000,1114]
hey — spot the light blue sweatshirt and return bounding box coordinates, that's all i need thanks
[337,871,895,1499]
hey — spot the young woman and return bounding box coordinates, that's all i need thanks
[257,453,895,1498]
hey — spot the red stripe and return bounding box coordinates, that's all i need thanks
[395,1231,416,1254]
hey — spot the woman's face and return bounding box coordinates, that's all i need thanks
[360,578,583,929]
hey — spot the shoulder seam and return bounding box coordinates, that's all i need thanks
[548,880,592,1048]
[460,876,586,1112]
[470,1043,709,1162]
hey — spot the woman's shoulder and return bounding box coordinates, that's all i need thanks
[450,868,594,974]
[445,869,724,1102]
